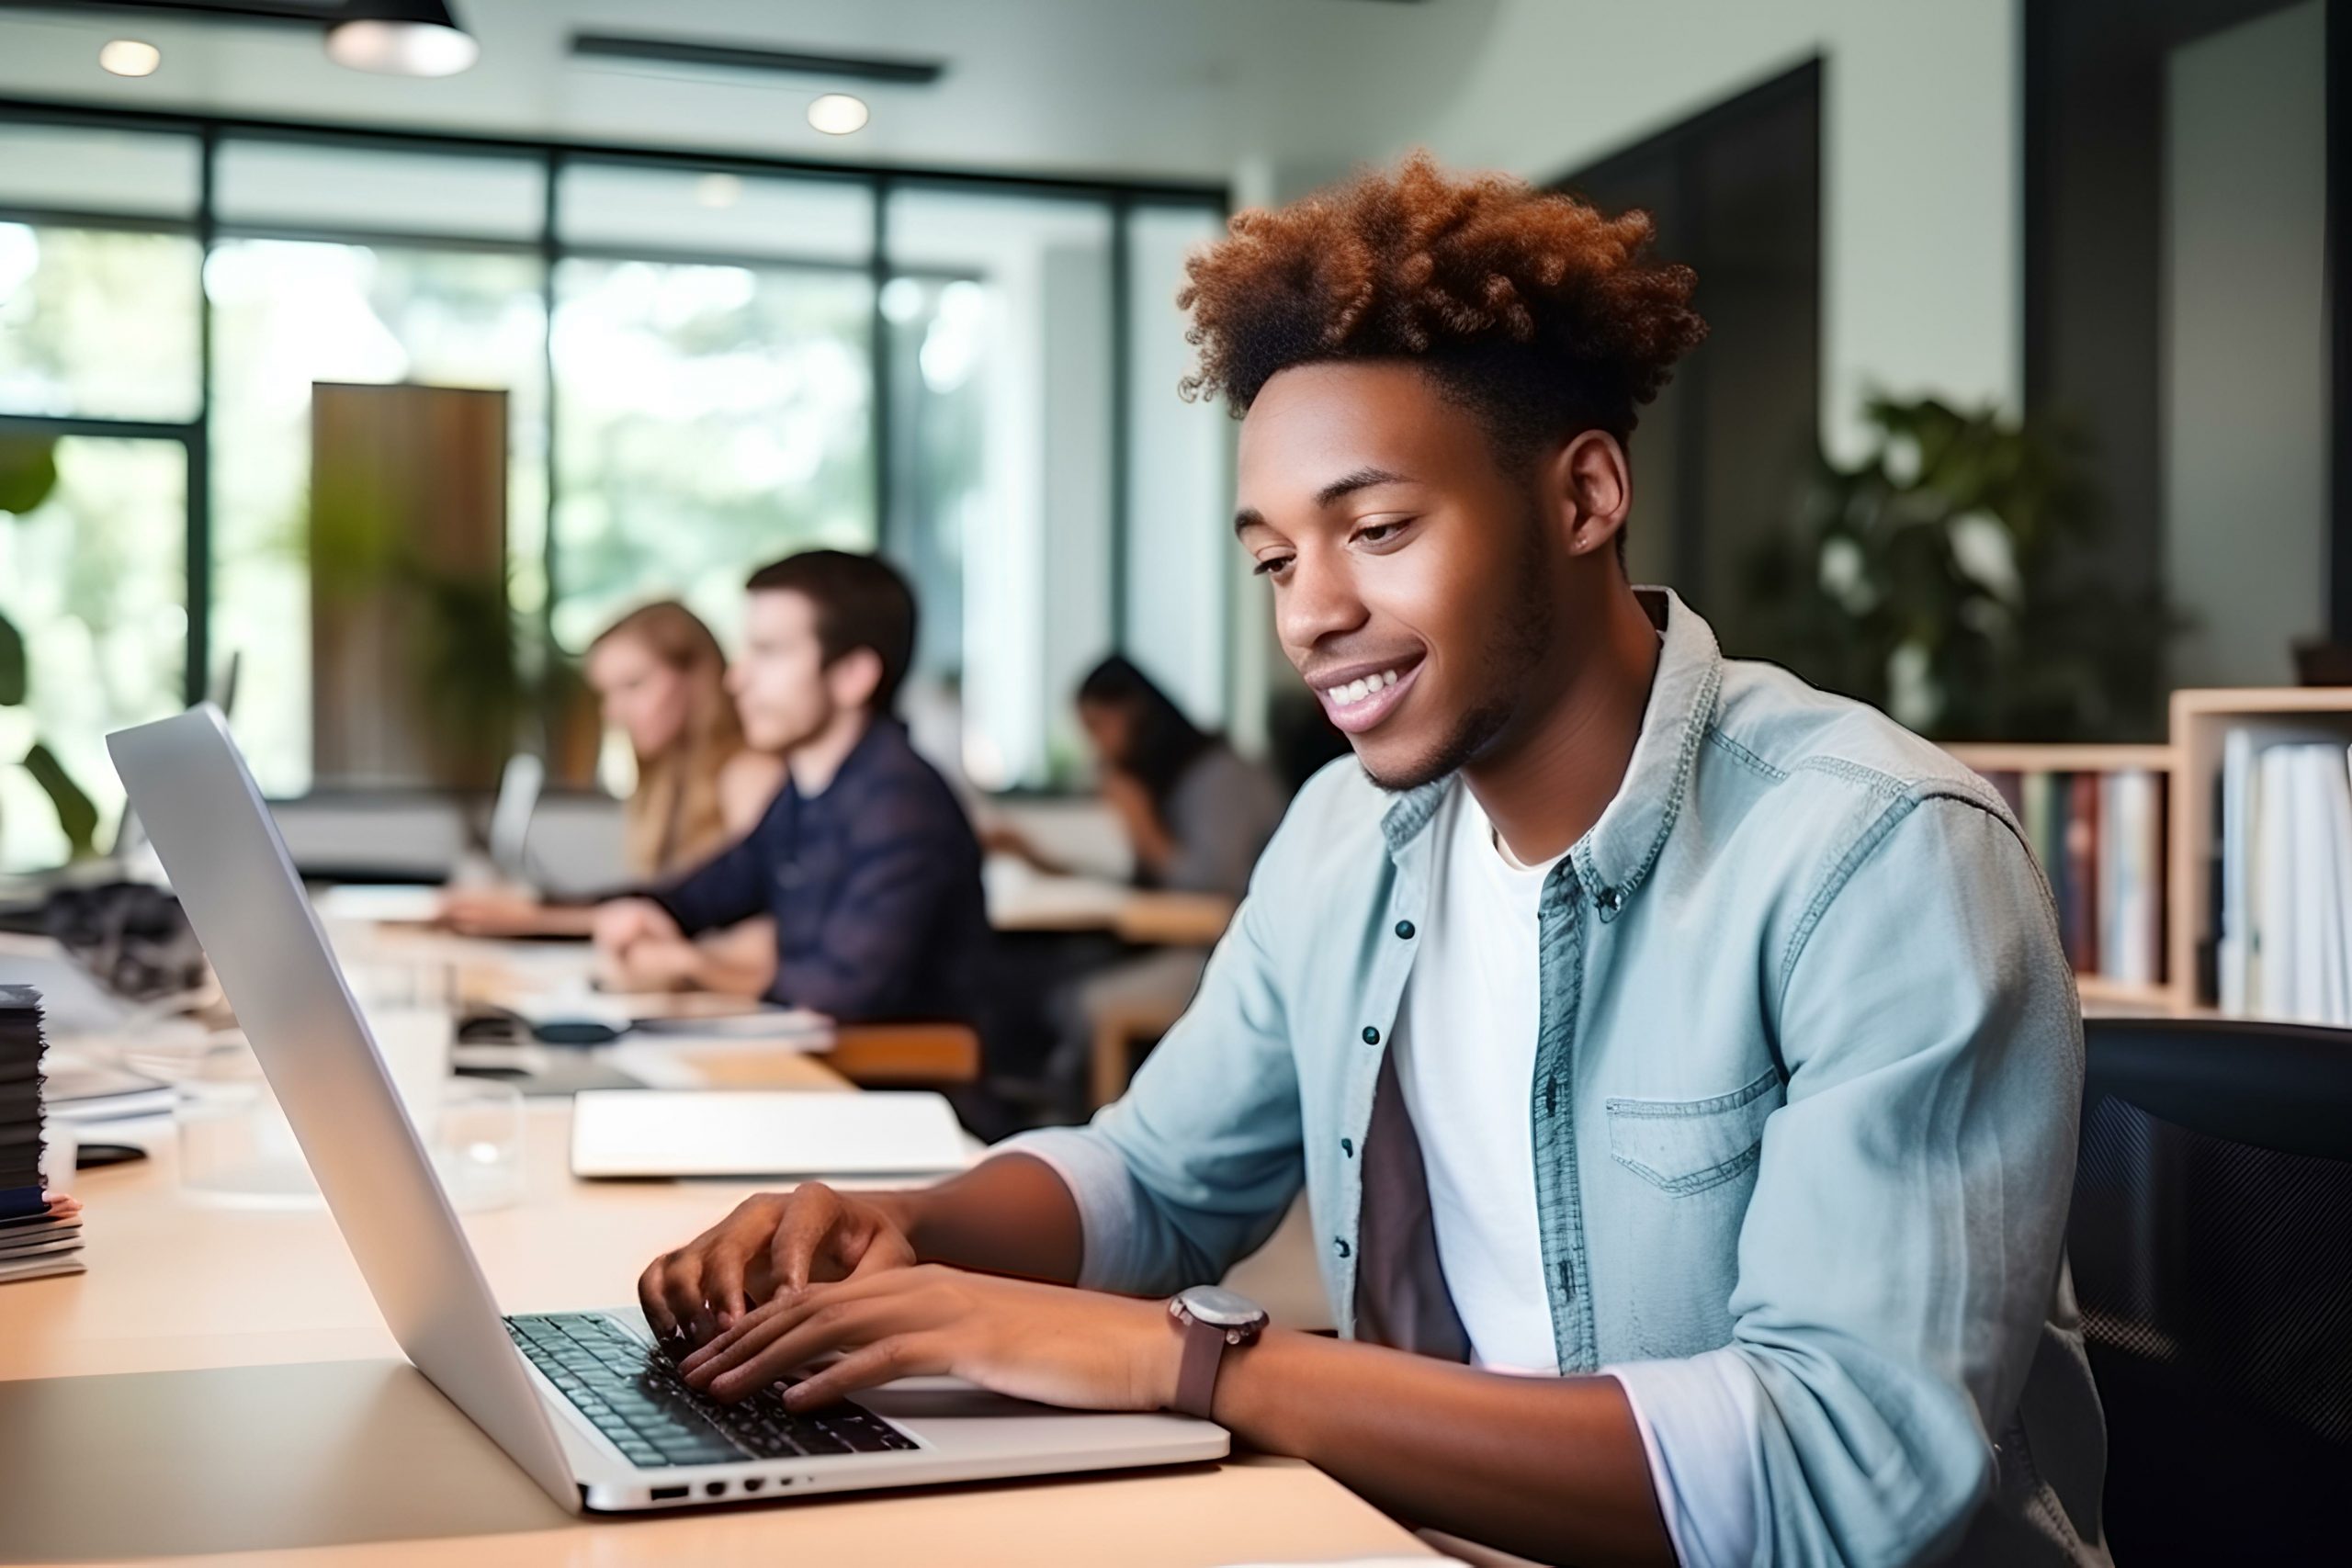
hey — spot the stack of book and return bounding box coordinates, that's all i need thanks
[2217,737,2352,1023]
[1,985,84,1284]
[1977,769,2168,987]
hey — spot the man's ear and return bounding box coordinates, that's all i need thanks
[1544,430,1633,558]
[827,647,885,714]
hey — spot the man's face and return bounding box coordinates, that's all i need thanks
[728,589,836,753]
[1235,360,1562,791]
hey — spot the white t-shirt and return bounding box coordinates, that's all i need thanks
[1388,784,1767,1567]
[1389,784,1563,1374]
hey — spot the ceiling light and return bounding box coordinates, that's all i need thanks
[327,0,480,78]
[98,39,161,79]
[807,94,869,136]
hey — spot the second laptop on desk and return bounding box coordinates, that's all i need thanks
[570,1089,970,1179]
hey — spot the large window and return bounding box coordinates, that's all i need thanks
[0,108,1228,870]
[551,259,874,653]
[209,239,548,796]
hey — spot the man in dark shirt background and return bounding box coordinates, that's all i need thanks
[592,550,989,1027]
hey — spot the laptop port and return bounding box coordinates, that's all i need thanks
[704,1482,727,1498]
[743,1477,765,1493]
[650,1486,688,1502]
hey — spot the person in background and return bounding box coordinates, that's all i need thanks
[994,654,1286,898]
[592,551,990,1027]
[440,602,784,960]
[989,655,1287,1101]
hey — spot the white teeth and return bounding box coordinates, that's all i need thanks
[1329,669,1401,707]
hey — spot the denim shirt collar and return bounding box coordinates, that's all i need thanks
[1376,587,1723,916]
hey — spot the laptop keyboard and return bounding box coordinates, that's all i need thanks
[505,1312,921,1469]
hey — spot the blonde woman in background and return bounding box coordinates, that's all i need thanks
[442,601,784,980]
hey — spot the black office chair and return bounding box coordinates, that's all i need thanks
[2069,1016,2352,1564]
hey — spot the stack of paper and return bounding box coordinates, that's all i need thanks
[1,985,85,1284]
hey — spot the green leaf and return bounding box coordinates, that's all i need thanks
[0,436,60,517]
[0,610,22,707]
[21,741,100,860]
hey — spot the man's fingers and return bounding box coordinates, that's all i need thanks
[782,1334,947,1411]
[695,1290,936,1402]
[636,1257,681,1341]
[767,1184,842,1293]
[658,1246,714,1344]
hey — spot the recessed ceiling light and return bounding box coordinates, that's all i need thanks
[98,39,161,79]
[326,1,480,78]
[807,94,870,136]
[694,174,743,209]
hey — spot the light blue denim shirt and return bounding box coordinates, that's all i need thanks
[1011,590,2107,1567]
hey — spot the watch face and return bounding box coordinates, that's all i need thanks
[1178,1285,1263,1329]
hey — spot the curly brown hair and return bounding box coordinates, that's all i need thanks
[1179,152,1707,465]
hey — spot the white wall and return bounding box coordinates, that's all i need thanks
[1373,0,2025,458]
[2164,1,2330,689]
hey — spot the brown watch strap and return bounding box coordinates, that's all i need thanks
[1174,1313,1227,1419]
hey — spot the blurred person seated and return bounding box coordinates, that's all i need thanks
[592,552,990,1027]
[991,654,1285,897]
[440,602,784,984]
[989,655,1286,1103]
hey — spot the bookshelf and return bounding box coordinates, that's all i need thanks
[2168,687,2352,1015]
[1948,686,2352,1017]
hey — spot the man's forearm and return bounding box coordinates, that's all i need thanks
[884,1153,1086,1285]
[1215,1330,1675,1568]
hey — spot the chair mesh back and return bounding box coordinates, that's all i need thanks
[2071,1085,2351,1560]
[2071,1092,2352,1446]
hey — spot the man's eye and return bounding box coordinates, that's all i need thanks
[1252,555,1294,579]
[1354,518,1412,547]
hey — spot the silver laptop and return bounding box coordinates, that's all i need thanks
[107,705,1226,1514]
[484,751,546,886]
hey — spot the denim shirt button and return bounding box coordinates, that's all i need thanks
[1394,919,1416,940]
[1596,886,1620,913]
[1361,1025,1381,1045]
[1333,1237,1352,1258]
[1340,1137,1354,1157]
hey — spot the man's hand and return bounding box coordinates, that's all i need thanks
[593,897,681,958]
[638,1182,918,1347]
[439,886,544,937]
[598,934,705,993]
[676,1265,1182,1416]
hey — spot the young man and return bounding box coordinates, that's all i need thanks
[639,159,2108,1567]
[593,550,989,1027]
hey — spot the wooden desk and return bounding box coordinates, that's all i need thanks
[984,862,1236,946]
[0,1029,1421,1564]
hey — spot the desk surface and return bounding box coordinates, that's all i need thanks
[0,965,1422,1566]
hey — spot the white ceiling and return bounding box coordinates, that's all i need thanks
[0,0,1509,186]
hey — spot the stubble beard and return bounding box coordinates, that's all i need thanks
[1359,513,1557,795]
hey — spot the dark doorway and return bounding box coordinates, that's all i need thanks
[1554,60,1823,654]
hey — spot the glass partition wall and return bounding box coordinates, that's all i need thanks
[0,107,1229,867]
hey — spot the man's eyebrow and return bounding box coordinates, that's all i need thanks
[1233,468,1414,535]
[1314,466,1410,508]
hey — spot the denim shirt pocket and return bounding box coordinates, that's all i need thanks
[1605,1067,1782,1196]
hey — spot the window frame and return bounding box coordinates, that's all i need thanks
[0,96,1229,796]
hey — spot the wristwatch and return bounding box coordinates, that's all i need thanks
[1167,1284,1270,1419]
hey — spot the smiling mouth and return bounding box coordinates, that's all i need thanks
[1311,657,1424,735]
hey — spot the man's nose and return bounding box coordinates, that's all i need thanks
[1277,550,1370,659]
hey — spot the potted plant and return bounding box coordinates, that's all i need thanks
[1743,395,2178,741]
[0,435,99,861]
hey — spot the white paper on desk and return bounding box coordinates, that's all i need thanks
[570,1089,969,1179]
[314,885,445,925]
